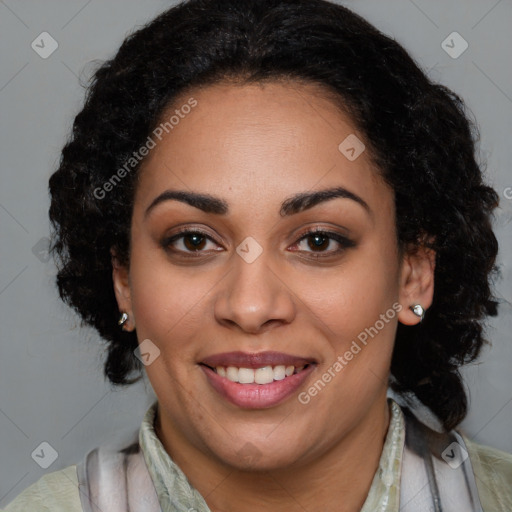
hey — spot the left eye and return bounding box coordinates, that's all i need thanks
[291,230,354,256]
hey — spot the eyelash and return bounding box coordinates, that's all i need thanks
[161,226,355,260]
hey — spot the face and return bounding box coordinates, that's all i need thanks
[113,81,434,471]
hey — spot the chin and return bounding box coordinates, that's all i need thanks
[211,438,306,472]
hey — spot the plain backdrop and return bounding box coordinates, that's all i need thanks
[1,0,511,507]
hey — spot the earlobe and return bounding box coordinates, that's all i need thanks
[111,248,135,331]
[397,243,436,326]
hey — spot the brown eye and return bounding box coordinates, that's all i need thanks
[162,229,220,256]
[181,232,208,251]
[305,233,331,252]
[291,229,355,257]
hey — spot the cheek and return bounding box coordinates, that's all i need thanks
[301,240,400,342]
[127,244,212,353]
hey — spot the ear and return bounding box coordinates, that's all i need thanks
[111,248,135,331]
[397,242,436,326]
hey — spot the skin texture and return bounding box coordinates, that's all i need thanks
[112,81,435,512]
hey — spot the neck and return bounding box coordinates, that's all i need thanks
[155,393,391,512]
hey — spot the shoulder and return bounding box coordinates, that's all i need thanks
[2,465,82,512]
[461,433,512,511]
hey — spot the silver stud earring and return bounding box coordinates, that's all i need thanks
[118,312,129,327]
[409,304,425,321]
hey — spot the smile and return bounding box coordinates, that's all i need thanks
[199,351,317,409]
[207,364,308,384]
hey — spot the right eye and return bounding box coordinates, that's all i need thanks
[161,229,223,257]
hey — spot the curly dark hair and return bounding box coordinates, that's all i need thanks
[49,0,499,431]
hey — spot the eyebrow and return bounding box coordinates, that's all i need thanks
[144,186,370,219]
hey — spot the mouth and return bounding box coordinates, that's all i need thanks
[199,351,317,409]
[201,363,311,384]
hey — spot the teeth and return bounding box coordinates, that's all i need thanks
[214,364,308,384]
[238,367,255,384]
[226,366,239,382]
[273,365,286,381]
[254,366,274,384]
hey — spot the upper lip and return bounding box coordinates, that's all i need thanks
[200,351,317,369]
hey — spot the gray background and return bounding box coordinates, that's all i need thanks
[1,0,511,507]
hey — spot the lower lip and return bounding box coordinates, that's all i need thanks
[200,364,315,409]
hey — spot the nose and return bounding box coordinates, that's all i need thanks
[213,247,296,334]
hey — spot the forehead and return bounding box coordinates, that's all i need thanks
[134,81,390,216]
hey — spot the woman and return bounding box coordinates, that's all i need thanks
[3,0,511,510]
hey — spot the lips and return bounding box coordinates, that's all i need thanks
[199,351,317,409]
[201,351,316,369]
